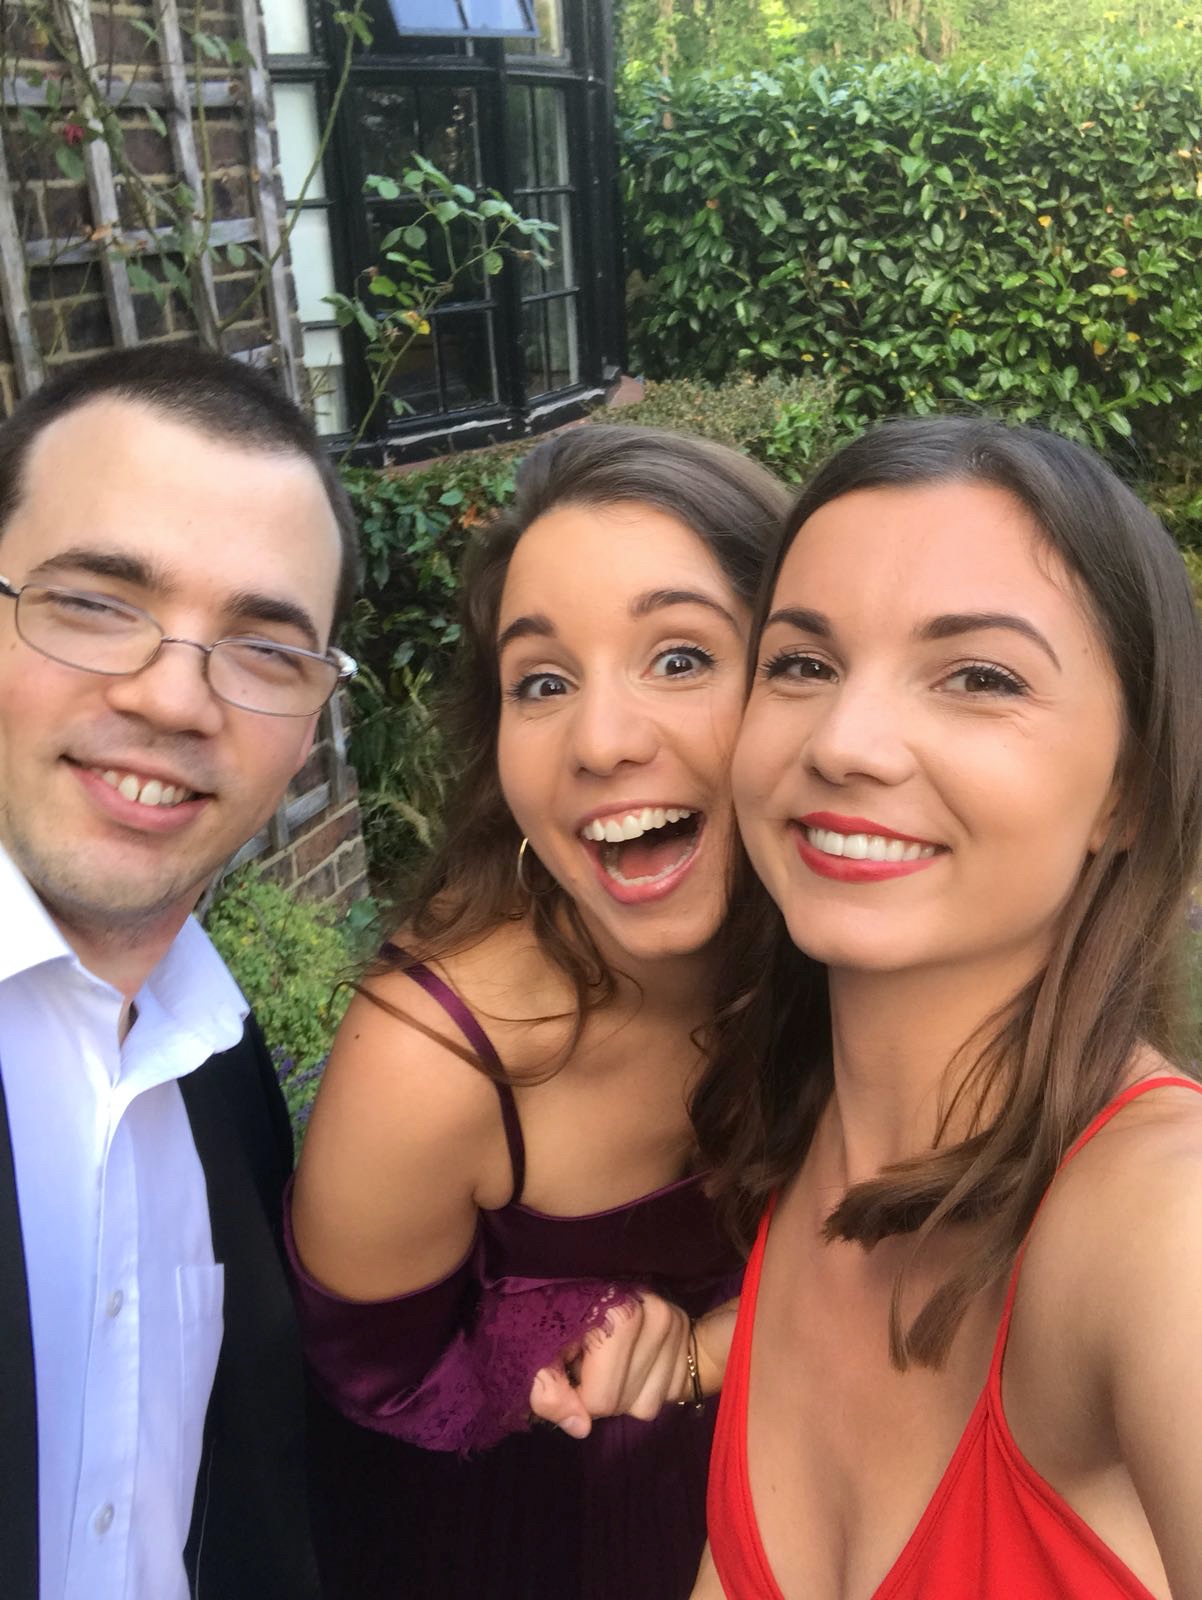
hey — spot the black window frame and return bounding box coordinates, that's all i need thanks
[279,0,623,463]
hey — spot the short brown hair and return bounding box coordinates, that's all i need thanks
[0,345,361,635]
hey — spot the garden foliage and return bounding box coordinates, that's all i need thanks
[621,48,1202,480]
[204,868,357,1122]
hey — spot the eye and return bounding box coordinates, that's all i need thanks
[760,649,837,684]
[650,645,716,679]
[222,639,310,681]
[41,588,140,630]
[942,662,1028,697]
[509,671,570,702]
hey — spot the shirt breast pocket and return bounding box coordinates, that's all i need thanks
[176,1263,225,1526]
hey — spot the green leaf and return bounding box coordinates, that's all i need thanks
[483,250,504,275]
[54,144,85,182]
[368,274,398,296]
[403,224,427,250]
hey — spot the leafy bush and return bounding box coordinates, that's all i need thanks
[621,47,1202,465]
[592,374,838,481]
[341,445,523,683]
[205,869,357,1125]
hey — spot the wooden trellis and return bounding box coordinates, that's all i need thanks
[0,0,299,399]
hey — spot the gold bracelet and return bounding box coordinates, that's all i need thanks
[676,1319,705,1410]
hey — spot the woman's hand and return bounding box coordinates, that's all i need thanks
[528,1294,739,1439]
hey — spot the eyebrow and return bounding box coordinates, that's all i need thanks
[764,605,1061,670]
[31,547,322,652]
[497,588,739,654]
[918,612,1061,671]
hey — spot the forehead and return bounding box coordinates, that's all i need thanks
[4,395,342,631]
[780,479,1084,624]
[500,500,733,620]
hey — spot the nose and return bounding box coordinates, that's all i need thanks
[101,638,226,736]
[803,675,916,790]
[567,676,660,777]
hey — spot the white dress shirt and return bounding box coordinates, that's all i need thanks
[0,845,248,1600]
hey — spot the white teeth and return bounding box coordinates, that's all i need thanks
[94,767,193,807]
[804,826,938,863]
[581,807,696,844]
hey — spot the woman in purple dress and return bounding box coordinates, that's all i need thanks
[287,425,790,1599]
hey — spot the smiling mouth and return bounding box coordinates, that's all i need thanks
[803,824,939,863]
[90,765,201,809]
[580,806,703,886]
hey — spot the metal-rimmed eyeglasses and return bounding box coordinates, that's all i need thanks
[0,575,357,718]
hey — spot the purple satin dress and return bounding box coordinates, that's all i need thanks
[288,958,744,1600]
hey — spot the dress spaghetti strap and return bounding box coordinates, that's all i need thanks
[380,943,526,1203]
[987,1072,1202,1381]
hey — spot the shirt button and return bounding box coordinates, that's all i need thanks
[93,1503,114,1535]
[106,1290,124,1318]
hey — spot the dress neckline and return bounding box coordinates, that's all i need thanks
[736,1075,1201,1600]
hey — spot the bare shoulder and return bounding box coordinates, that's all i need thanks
[1022,1061,1202,1345]
[291,934,537,1297]
[417,919,582,1081]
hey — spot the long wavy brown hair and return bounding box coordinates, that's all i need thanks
[370,424,791,1071]
[691,417,1202,1367]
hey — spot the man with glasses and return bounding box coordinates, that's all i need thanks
[0,345,360,1600]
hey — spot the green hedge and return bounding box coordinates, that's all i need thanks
[621,48,1202,472]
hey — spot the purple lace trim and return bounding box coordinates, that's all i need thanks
[342,1273,636,1457]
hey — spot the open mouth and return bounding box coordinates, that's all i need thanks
[580,806,704,887]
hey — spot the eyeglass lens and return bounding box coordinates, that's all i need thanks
[15,585,338,716]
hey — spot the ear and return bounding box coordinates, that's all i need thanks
[290,714,319,779]
[1087,770,1131,855]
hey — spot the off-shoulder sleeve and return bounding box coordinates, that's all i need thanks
[284,1199,633,1456]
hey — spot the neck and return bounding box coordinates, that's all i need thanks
[821,947,1043,1186]
[51,902,191,1006]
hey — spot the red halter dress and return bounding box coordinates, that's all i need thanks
[708,1075,1202,1600]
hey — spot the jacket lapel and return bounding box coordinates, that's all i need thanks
[0,1062,40,1598]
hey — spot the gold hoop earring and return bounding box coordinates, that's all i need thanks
[516,835,536,894]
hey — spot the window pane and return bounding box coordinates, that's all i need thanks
[356,85,480,188]
[522,300,548,395]
[357,85,419,175]
[507,0,563,56]
[507,86,535,191]
[388,0,466,30]
[545,293,578,389]
[532,87,568,187]
[261,0,311,55]
[418,85,482,186]
[388,326,440,415]
[289,207,338,322]
[543,192,573,290]
[438,310,498,408]
[367,206,488,301]
[274,84,325,201]
[303,328,348,435]
[464,0,533,32]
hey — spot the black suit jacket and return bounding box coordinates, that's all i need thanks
[0,1018,322,1600]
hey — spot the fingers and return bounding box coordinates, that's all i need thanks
[575,1296,690,1422]
[529,1360,592,1439]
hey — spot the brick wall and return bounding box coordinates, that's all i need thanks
[0,0,368,911]
[229,711,370,913]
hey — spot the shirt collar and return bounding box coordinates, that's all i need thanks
[0,843,77,986]
[0,842,248,1066]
